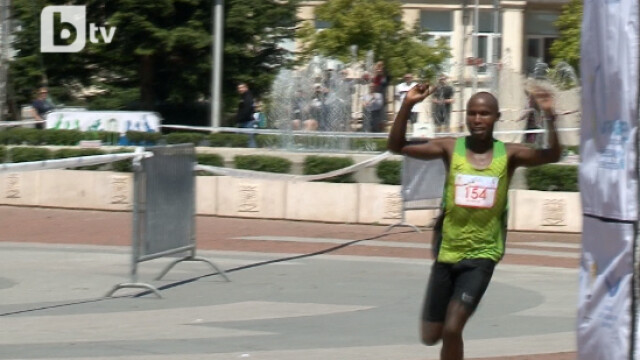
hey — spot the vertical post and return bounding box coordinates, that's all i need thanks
[458,1,468,133]
[472,0,479,93]
[0,0,9,122]
[211,0,224,129]
[491,0,500,95]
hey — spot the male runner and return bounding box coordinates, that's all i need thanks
[387,84,561,360]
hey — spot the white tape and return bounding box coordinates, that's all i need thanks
[161,124,580,137]
[196,151,393,181]
[0,120,46,128]
[0,150,153,173]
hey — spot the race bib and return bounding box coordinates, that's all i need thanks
[454,174,499,208]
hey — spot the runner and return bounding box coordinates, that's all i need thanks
[387,83,562,360]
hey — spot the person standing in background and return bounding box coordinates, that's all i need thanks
[31,86,54,129]
[395,73,420,128]
[431,76,455,134]
[236,82,257,148]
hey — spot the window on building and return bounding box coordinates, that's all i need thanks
[474,11,502,74]
[420,11,453,72]
[525,12,559,75]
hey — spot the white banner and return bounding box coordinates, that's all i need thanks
[579,0,638,221]
[578,216,634,360]
[45,111,162,133]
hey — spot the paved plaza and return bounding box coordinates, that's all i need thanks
[0,206,579,360]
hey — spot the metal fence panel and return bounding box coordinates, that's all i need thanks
[137,144,195,258]
[401,156,446,210]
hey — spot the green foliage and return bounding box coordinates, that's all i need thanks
[196,153,225,176]
[165,132,207,145]
[0,146,6,162]
[0,128,42,145]
[526,164,578,192]
[298,0,450,80]
[549,0,582,73]
[8,147,52,163]
[208,133,253,148]
[303,155,355,183]
[110,148,135,173]
[97,132,122,146]
[376,160,401,185]
[235,155,292,173]
[352,138,387,152]
[8,0,298,117]
[197,153,225,167]
[52,148,107,170]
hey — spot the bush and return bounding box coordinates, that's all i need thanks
[110,148,135,172]
[8,147,52,163]
[39,129,84,145]
[0,128,42,145]
[0,146,5,162]
[235,155,291,173]
[165,132,206,145]
[52,148,107,170]
[97,131,121,145]
[303,155,355,183]
[209,133,251,148]
[196,153,225,176]
[376,160,402,185]
[526,164,578,192]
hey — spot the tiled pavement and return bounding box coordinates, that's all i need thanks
[0,206,579,360]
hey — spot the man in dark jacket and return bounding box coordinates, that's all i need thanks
[236,83,257,147]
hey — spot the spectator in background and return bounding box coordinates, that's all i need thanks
[310,84,329,131]
[431,75,455,133]
[362,84,385,132]
[236,82,257,148]
[372,61,390,105]
[395,73,420,126]
[31,86,54,129]
[292,90,318,131]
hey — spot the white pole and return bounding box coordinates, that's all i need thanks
[211,0,224,129]
[491,0,500,95]
[472,0,479,93]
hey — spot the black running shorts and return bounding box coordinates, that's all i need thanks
[421,258,496,322]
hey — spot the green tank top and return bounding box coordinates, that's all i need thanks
[437,137,509,263]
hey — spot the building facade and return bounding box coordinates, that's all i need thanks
[297,0,574,135]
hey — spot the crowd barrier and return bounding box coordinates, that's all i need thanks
[387,155,446,233]
[106,144,229,298]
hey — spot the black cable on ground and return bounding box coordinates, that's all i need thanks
[0,228,419,315]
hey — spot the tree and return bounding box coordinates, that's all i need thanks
[8,0,298,124]
[549,0,582,73]
[297,0,450,81]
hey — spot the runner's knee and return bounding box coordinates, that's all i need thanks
[420,321,442,346]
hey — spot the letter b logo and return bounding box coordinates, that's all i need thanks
[40,6,86,53]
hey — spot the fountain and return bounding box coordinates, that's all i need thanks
[266,54,377,152]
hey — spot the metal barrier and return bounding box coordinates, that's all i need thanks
[107,144,229,298]
[386,155,446,233]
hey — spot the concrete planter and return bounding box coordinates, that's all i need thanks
[0,170,582,232]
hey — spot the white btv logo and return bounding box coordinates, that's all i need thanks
[40,6,116,53]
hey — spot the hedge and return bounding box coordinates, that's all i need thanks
[526,164,578,192]
[303,155,355,183]
[52,148,106,170]
[376,160,402,185]
[196,153,225,176]
[234,155,292,173]
[7,147,52,162]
